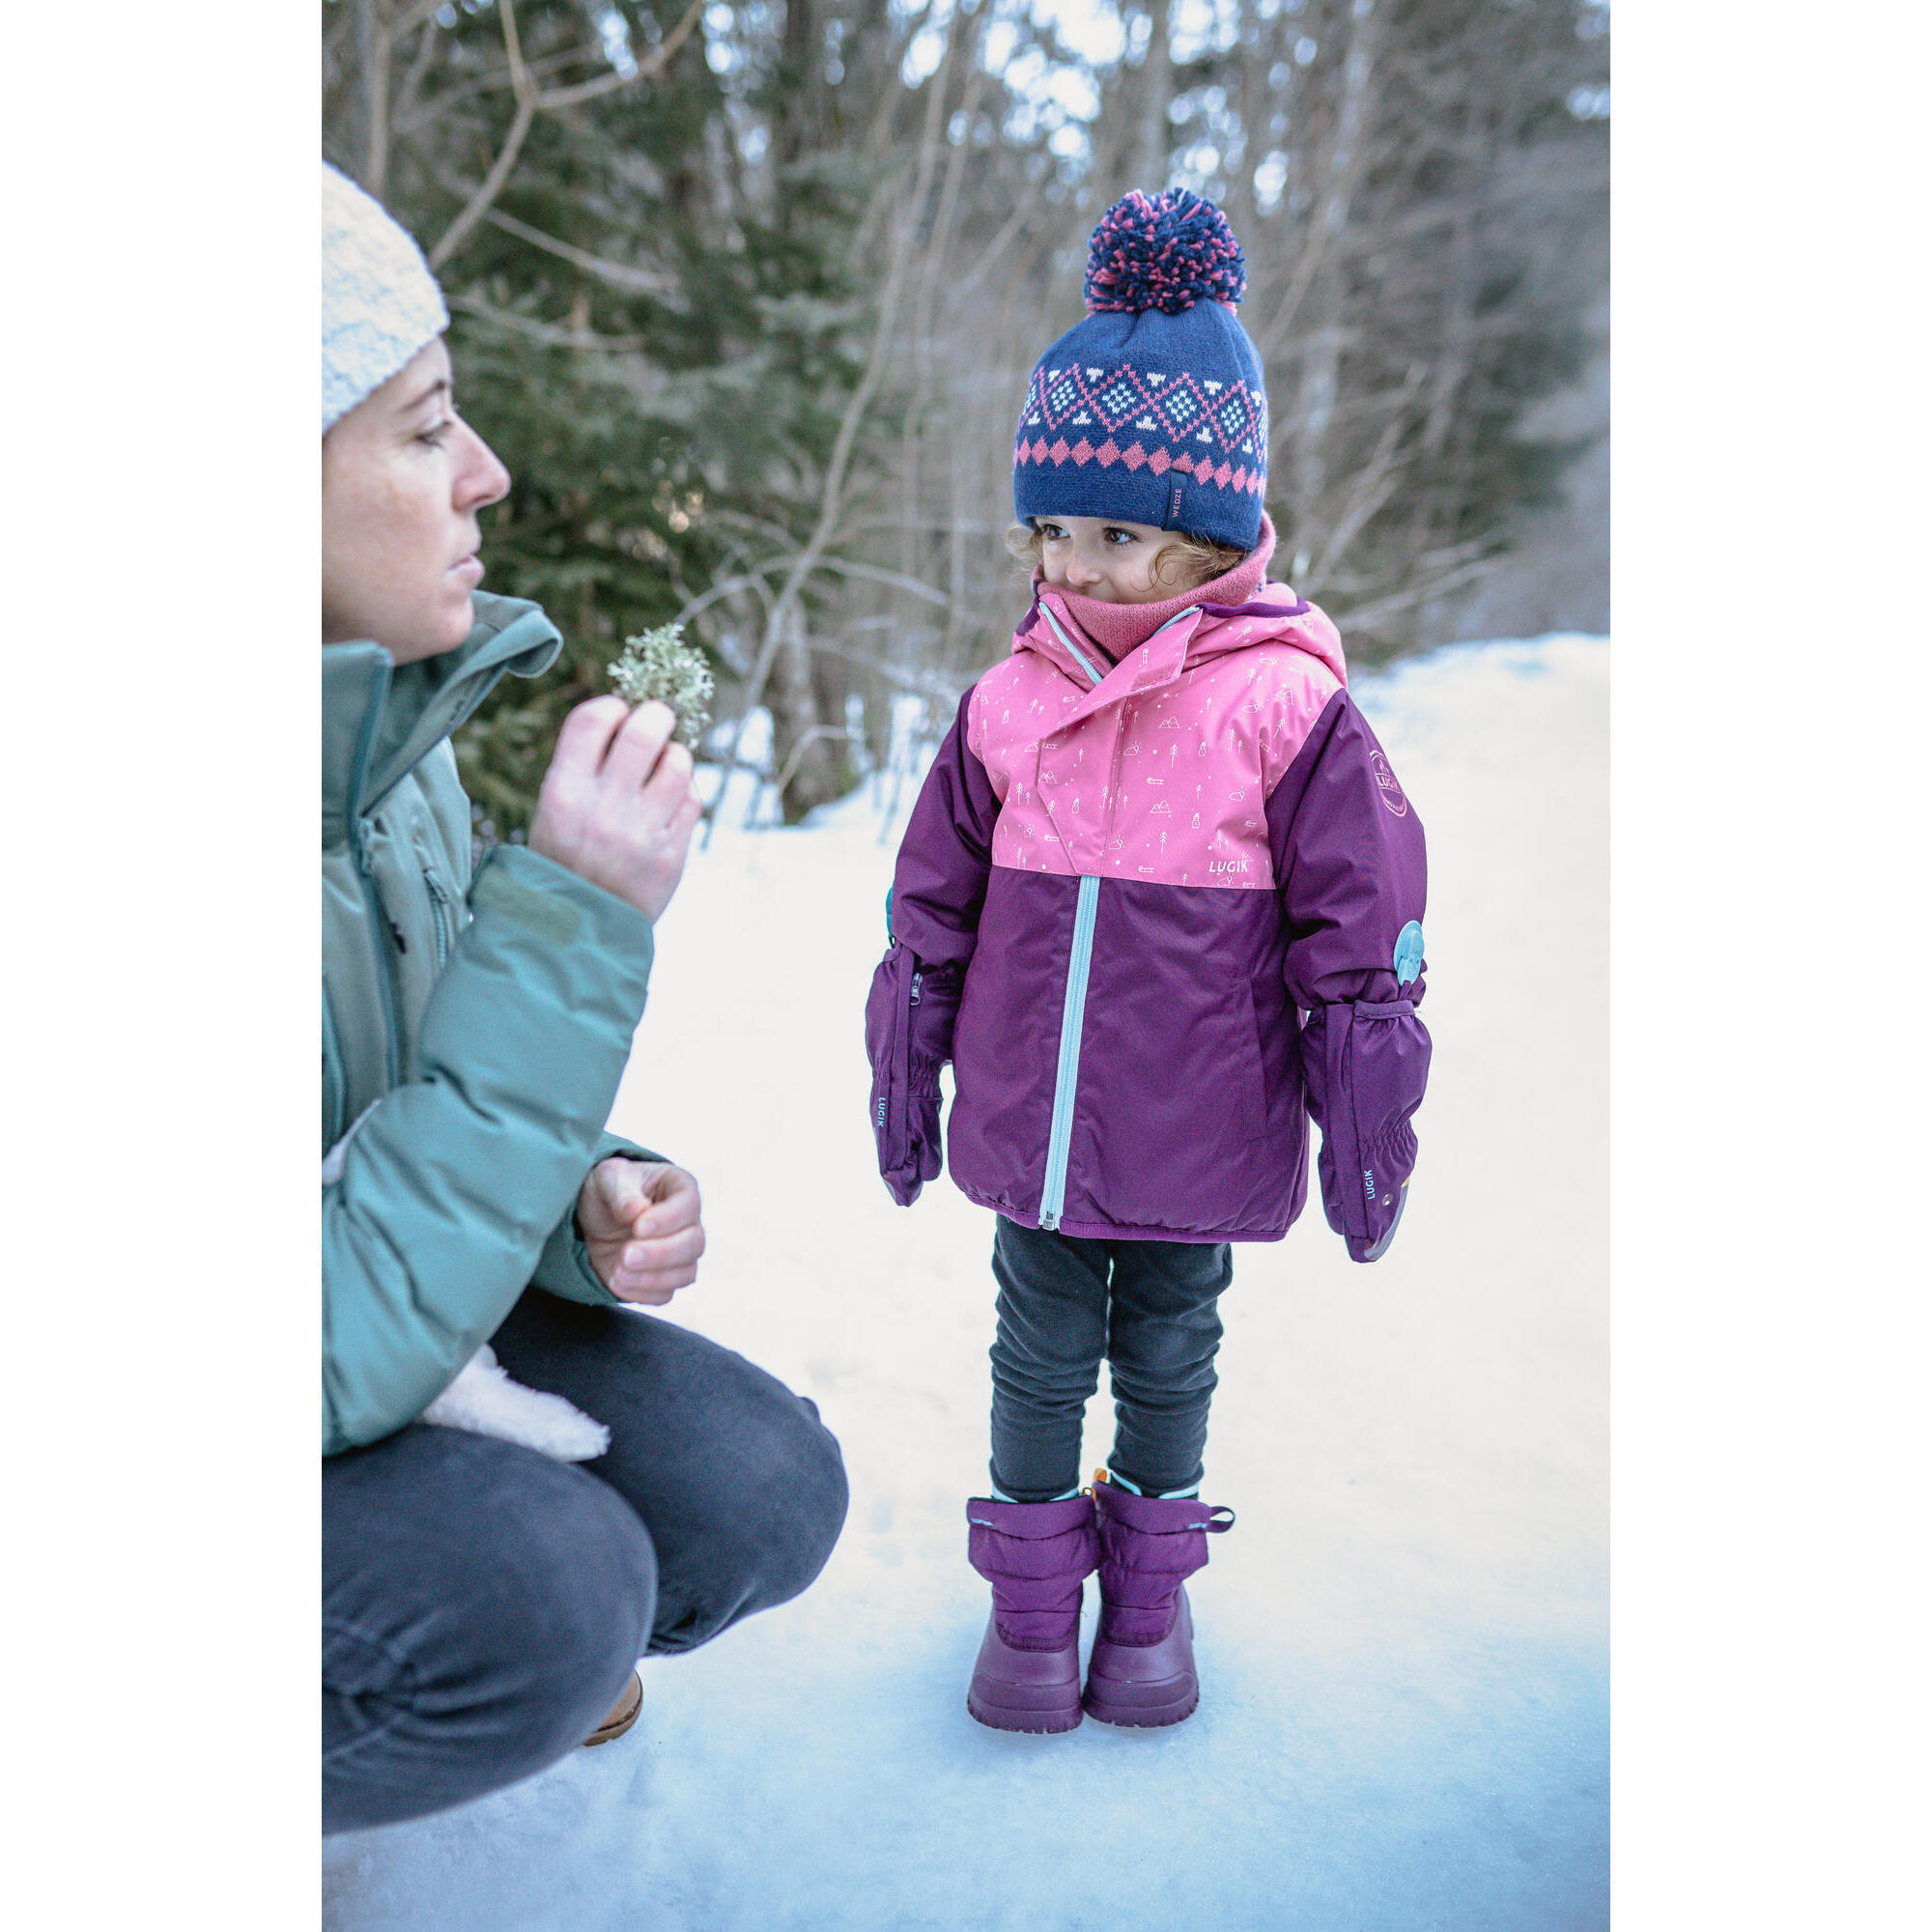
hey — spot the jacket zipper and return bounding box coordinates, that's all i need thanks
[1035,606,1106,1232]
[345,665,405,1094]
[1038,874,1099,1230]
[356,838,405,1092]
[423,869,454,972]
[321,991,348,1147]
[1030,602,1201,1232]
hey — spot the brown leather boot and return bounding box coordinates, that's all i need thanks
[581,1668,642,1747]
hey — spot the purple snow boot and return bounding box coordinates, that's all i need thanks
[1082,1474,1235,1728]
[964,1493,1100,1734]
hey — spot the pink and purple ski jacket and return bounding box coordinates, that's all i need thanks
[866,578,1430,1258]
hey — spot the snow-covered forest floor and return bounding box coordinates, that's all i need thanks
[324,634,1609,1932]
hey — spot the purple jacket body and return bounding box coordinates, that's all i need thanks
[866,579,1430,1259]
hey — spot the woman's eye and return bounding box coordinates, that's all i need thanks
[416,419,451,448]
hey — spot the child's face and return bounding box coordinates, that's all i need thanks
[1034,516,1186,604]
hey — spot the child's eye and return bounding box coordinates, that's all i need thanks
[1102,527,1139,546]
[1038,524,1067,542]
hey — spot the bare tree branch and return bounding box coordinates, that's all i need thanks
[445,291,649,353]
[391,0,446,137]
[480,207,679,294]
[357,0,392,196]
[706,24,964,834]
[396,41,625,135]
[1333,542,1502,632]
[428,0,704,270]
[427,0,539,270]
[1304,365,1426,589]
[389,0,444,39]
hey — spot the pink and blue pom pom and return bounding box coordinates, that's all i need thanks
[1082,188,1248,316]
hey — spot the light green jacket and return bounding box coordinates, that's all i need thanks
[323,592,658,1456]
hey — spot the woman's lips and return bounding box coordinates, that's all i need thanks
[452,554,484,584]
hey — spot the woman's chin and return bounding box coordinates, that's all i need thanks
[434,588,481,649]
[378,602,478,664]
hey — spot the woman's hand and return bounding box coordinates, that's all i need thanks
[578,1157,705,1305]
[528,697,703,923]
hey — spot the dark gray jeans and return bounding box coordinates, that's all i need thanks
[323,1290,847,1834]
[988,1216,1233,1502]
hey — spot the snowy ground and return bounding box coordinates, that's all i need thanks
[324,634,1609,1932]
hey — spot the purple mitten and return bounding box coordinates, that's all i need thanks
[1301,998,1432,1262]
[865,944,961,1207]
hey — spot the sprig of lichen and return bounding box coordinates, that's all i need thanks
[607,623,714,752]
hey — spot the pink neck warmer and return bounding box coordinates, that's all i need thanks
[1042,513,1280,659]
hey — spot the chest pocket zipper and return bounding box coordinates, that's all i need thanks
[422,870,455,972]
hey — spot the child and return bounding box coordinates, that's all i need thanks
[865,189,1431,1733]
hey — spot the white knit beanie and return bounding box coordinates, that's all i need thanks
[321,160,450,434]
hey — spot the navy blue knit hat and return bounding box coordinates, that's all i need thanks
[1013,189,1267,552]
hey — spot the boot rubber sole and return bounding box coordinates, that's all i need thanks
[1081,1677,1199,1727]
[967,1687,1084,1734]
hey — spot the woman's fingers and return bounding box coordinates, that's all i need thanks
[598,699,678,793]
[631,1167,701,1238]
[526,701,701,923]
[550,695,633,778]
[619,1222,706,1276]
[583,1158,649,1234]
[611,1261,701,1305]
[611,1277,689,1307]
[611,1221,704,1300]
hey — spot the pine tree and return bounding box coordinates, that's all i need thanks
[324,0,882,830]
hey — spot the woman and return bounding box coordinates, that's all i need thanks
[320,160,846,1834]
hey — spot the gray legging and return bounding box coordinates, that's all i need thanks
[988,1215,1233,1502]
[323,1290,848,1834]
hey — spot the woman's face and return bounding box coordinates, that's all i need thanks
[322,337,512,662]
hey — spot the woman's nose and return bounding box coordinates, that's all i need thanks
[456,422,512,510]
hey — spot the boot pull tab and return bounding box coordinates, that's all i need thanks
[1204,1506,1236,1533]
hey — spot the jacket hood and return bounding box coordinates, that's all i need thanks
[323,590,562,850]
[1010,576,1347,746]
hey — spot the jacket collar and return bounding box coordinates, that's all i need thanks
[1015,579,1341,742]
[322,591,562,851]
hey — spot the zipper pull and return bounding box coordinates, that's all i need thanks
[909,970,923,1007]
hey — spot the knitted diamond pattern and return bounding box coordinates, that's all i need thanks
[1013,361,1269,497]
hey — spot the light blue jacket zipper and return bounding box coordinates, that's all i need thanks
[1038,873,1099,1231]
[1032,602,1201,1230]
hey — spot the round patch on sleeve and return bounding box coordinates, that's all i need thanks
[1393,920,1425,988]
[1369,750,1408,816]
